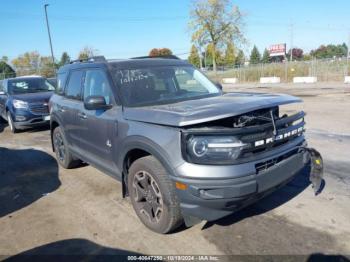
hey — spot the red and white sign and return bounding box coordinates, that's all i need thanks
[268,44,286,57]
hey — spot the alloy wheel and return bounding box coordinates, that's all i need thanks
[132,171,164,224]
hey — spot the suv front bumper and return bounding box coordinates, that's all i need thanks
[11,112,50,130]
[172,144,308,222]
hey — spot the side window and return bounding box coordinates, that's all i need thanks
[83,69,113,105]
[0,80,3,92]
[65,70,83,100]
[56,72,67,95]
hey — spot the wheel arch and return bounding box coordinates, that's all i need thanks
[118,136,177,197]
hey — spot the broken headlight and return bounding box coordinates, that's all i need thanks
[185,136,247,164]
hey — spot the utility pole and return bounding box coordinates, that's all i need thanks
[290,23,294,62]
[44,4,55,65]
[347,30,350,75]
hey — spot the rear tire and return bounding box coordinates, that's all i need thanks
[53,126,80,169]
[128,156,183,234]
[7,111,17,133]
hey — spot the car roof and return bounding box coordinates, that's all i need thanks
[58,57,191,73]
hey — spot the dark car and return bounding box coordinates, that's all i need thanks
[50,56,322,234]
[0,76,55,133]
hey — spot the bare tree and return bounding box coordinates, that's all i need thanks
[189,0,244,72]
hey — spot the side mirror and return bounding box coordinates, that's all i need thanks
[0,91,5,95]
[84,96,111,111]
[215,82,223,90]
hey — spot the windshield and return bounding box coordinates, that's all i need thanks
[8,78,55,95]
[112,66,221,107]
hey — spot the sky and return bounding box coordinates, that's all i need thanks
[0,0,349,61]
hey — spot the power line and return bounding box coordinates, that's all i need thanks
[0,12,187,22]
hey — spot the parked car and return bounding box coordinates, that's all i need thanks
[0,75,55,133]
[50,56,322,234]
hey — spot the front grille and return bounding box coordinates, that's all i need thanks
[255,148,299,174]
[29,103,49,115]
[239,111,305,158]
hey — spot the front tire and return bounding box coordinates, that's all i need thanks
[128,156,183,234]
[53,126,80,169]
[7,111,17,133]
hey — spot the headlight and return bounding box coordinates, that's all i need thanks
[185,136,247,164]
[13,99,28,109]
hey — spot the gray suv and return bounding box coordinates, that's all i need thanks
[50,56,321,233]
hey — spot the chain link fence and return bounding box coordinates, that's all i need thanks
[209,57,350,83]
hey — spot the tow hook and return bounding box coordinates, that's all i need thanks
[300,147,325,195]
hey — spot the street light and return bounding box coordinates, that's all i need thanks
[44,4,55,65]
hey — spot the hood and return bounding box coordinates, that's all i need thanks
[123,92,302,127]
[11,91,53,104]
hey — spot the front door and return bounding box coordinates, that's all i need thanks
[79,68,118,173]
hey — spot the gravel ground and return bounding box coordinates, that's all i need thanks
[0,84,349,260]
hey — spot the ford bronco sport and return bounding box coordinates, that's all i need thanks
[50,56,323,234]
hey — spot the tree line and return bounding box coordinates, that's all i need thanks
[0,46,100,79]
[188,42,349,69]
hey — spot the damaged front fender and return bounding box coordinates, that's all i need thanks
[301,147,325,195]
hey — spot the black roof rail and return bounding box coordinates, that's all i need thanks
[69,56,107,64]
[131,55,180,60]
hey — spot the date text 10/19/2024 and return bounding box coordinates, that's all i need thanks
[127,255,220,261]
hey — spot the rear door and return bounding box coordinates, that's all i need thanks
[79,68,118,173]
[59,70,85,152]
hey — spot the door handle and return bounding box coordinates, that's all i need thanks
[78,112,87,120]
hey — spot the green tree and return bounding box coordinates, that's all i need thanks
[0,61,16,79]
[58,52,71,67]
[11,51,57,77]
[235,49,245,66]
[250,45,261,64]
[310,44,348,59]
[158,48,173,56]
[205,44,224,67]
[189,0,244,73]
[78,46,96,60]
[12,51,41,76]
[188,45,201,67]
[40,56,56,78]
[303,54,312,61]
[261,49,270,63]
[224,42,235,67]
